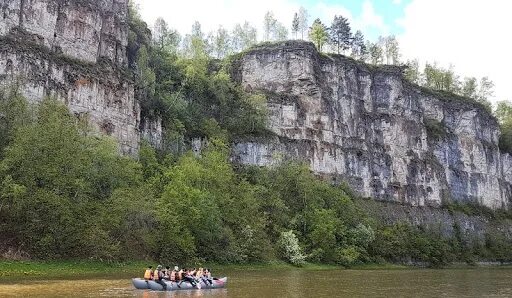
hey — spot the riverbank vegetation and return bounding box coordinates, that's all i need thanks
[1,92,511,268]
[1,4,512,270]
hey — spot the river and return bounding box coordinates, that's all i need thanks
[1,268,512,297]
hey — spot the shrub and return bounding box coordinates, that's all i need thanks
[278,230,306,266]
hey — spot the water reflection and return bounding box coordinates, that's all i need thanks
[1,268,512,297]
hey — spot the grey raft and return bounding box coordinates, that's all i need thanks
[132,277,228,291]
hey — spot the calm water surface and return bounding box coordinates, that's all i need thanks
[1,268,512,297]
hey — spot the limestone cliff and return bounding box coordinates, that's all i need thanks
[232,41,511,210]
[0,0,139,154]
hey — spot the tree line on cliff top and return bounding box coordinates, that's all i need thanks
[132,0,512,153]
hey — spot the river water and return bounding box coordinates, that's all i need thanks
[1,268,512,297]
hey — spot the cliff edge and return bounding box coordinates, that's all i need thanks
[232,41,511,209]
[0,0,139,154]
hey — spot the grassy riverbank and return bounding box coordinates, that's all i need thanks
[0,260,148,279]
[0,260,405,279]
[2,260,510,280]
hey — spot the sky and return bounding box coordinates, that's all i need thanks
[134,0,512,103]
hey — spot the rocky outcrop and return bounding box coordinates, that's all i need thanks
[232,41,511,210]
[0,0,139,154]
[1,0,128,66]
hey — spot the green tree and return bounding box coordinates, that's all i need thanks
[496,101,512,154]
[152,17,181,52]
[292,13,300,39]
[232,22,258,52]
[367,41,383,65]
[461,77,478,99]
[213,26,232,58]
[0,98,144,259]
[330,15,352,54]
[263,11,277,41]
[379,36,400,65]
[404,59,421,85]
[0,88,29,158]
[309,19,329,51]
[298,7,309,40]
[351,30,367,60]
[263,11,288,41]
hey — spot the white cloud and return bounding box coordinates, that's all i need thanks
[393,0,402,5]
[398,0,512,102]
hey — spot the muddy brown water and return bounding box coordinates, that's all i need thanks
[1,268,512,297]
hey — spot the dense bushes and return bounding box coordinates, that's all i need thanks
[0,96,152,260]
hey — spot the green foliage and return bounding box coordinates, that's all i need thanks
[329,15,352,54]
[424,119,448,142]
[369,223,455,267]
[309,19,329,51]
[278,230,306,266]
[0,98,149,260]
[496,101,512,154]
[0,88,29,158]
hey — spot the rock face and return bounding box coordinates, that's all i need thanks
[232,41,511,210]
[0,0,139,154]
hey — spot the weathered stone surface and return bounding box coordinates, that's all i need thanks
[0,40,139,154]
[141,117,162,149]
[233,41,511,210]
[1,0,128,66]
[0,0,138,154]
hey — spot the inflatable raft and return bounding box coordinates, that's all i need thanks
[132,277,227,291]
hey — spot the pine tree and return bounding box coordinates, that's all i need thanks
[351,30,367,60]
[330,15,352,54]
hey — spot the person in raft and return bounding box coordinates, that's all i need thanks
[153,265,167,290]
[179,269,198,288]
[143,266,153,281]
[169,266,179,282]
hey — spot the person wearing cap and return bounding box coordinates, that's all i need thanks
[153,265,167,290]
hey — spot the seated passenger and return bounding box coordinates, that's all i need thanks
[143,266,153,281]
[164,266,170,280]
[204,268,213,285]
[196,268,203,279]
[180,269,198,287]
[170,266,178,282]
[153,265,167,290]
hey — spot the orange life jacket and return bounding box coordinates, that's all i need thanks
[177,270,183,280]
[153,269,160,281]
[144,269,152,280]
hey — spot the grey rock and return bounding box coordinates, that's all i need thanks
[233,41,511,210]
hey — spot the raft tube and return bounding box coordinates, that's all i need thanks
[138,277,227,291]
[132,278,151,289]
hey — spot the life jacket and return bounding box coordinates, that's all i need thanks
[170,270,176,281]
[144,269,152,280]
[196,270,203,278]
[153,269,160,281]
[177,270,183,280]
